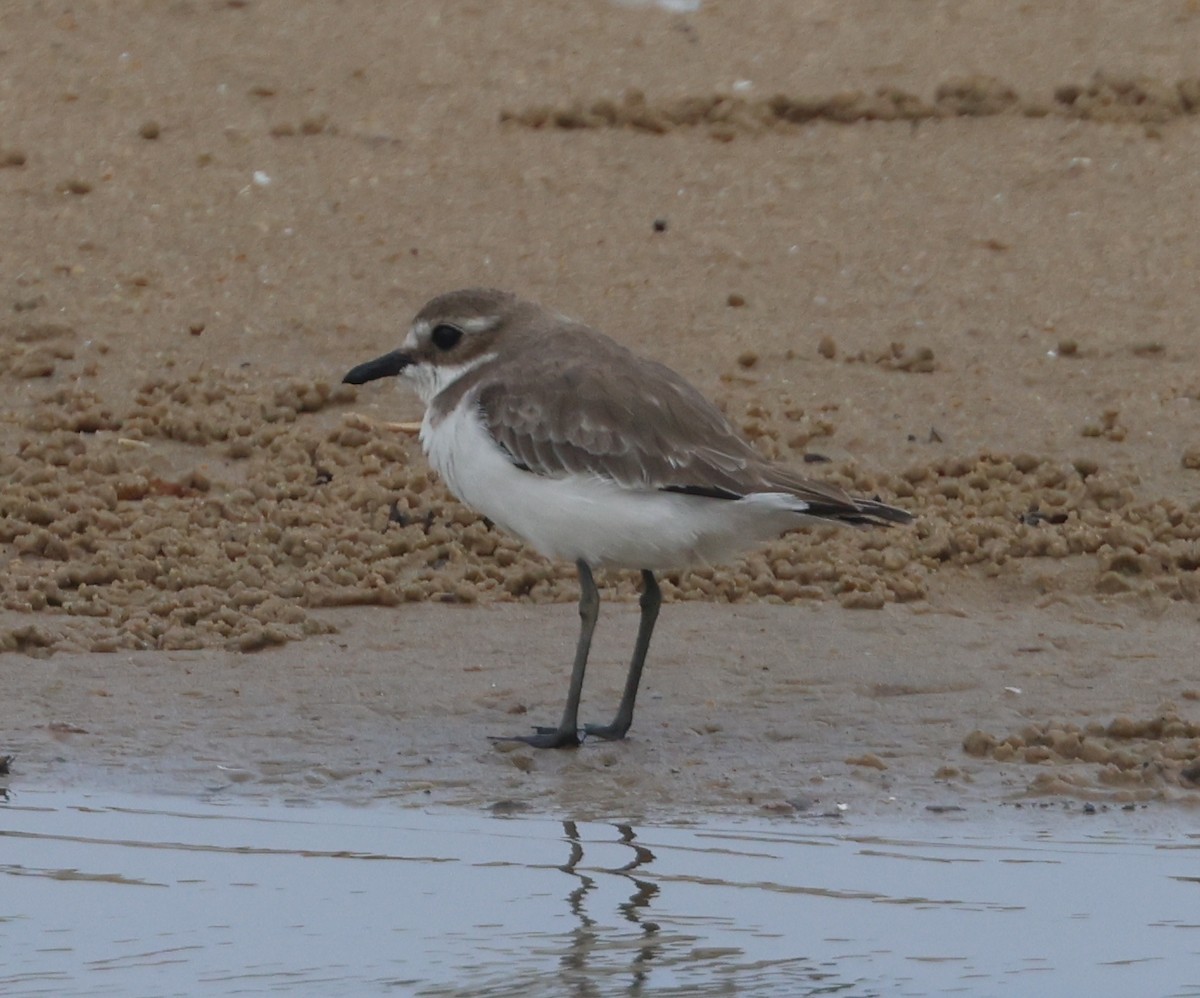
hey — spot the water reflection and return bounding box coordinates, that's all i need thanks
[557,821,659,994]
[526,817,850,996]
[0,791,1197,997]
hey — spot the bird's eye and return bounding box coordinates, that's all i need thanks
[430,324,463,351]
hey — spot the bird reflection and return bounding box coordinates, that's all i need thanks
[556,819,662,995]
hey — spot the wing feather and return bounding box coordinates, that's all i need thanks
[471,323,910,527]
[477,328,768,492]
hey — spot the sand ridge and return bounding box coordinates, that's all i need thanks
[4,354,1199,656]
[502,71,1200,137]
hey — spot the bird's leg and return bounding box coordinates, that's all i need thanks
[491,559,599,749]
[584,570,660,741]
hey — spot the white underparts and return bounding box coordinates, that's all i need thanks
[421,397,829,571]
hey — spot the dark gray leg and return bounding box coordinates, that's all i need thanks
[585,570,660,741]
[491,559,598,749]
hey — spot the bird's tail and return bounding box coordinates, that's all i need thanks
[765,471,914,528]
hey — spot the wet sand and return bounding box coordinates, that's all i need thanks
[7,594,1200,819]
[2,1,1199,817]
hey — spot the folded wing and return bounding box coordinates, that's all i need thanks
[475,328,910,527]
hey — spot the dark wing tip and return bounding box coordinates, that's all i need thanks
[660,484,744,501]
[800,496,913,527]
[846,497,914,527]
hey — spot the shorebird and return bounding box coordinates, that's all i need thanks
[344,288,911,748]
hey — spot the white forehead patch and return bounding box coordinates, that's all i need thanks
[403,320,428,350]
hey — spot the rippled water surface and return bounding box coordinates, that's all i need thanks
[2,790,1198,996]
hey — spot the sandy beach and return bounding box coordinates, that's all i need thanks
[2,0,1199,819]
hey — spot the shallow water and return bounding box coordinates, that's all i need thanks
[1,791,1198,997]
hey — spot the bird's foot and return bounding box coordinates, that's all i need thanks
[490,726,582,749]
[581,721,630,742]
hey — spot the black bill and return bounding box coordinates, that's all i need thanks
[342,350,411,385]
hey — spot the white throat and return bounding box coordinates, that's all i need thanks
[402,352,497,406]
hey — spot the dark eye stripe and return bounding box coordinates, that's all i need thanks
[431,324,463,351]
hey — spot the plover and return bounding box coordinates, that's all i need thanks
[344,288,912,748]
